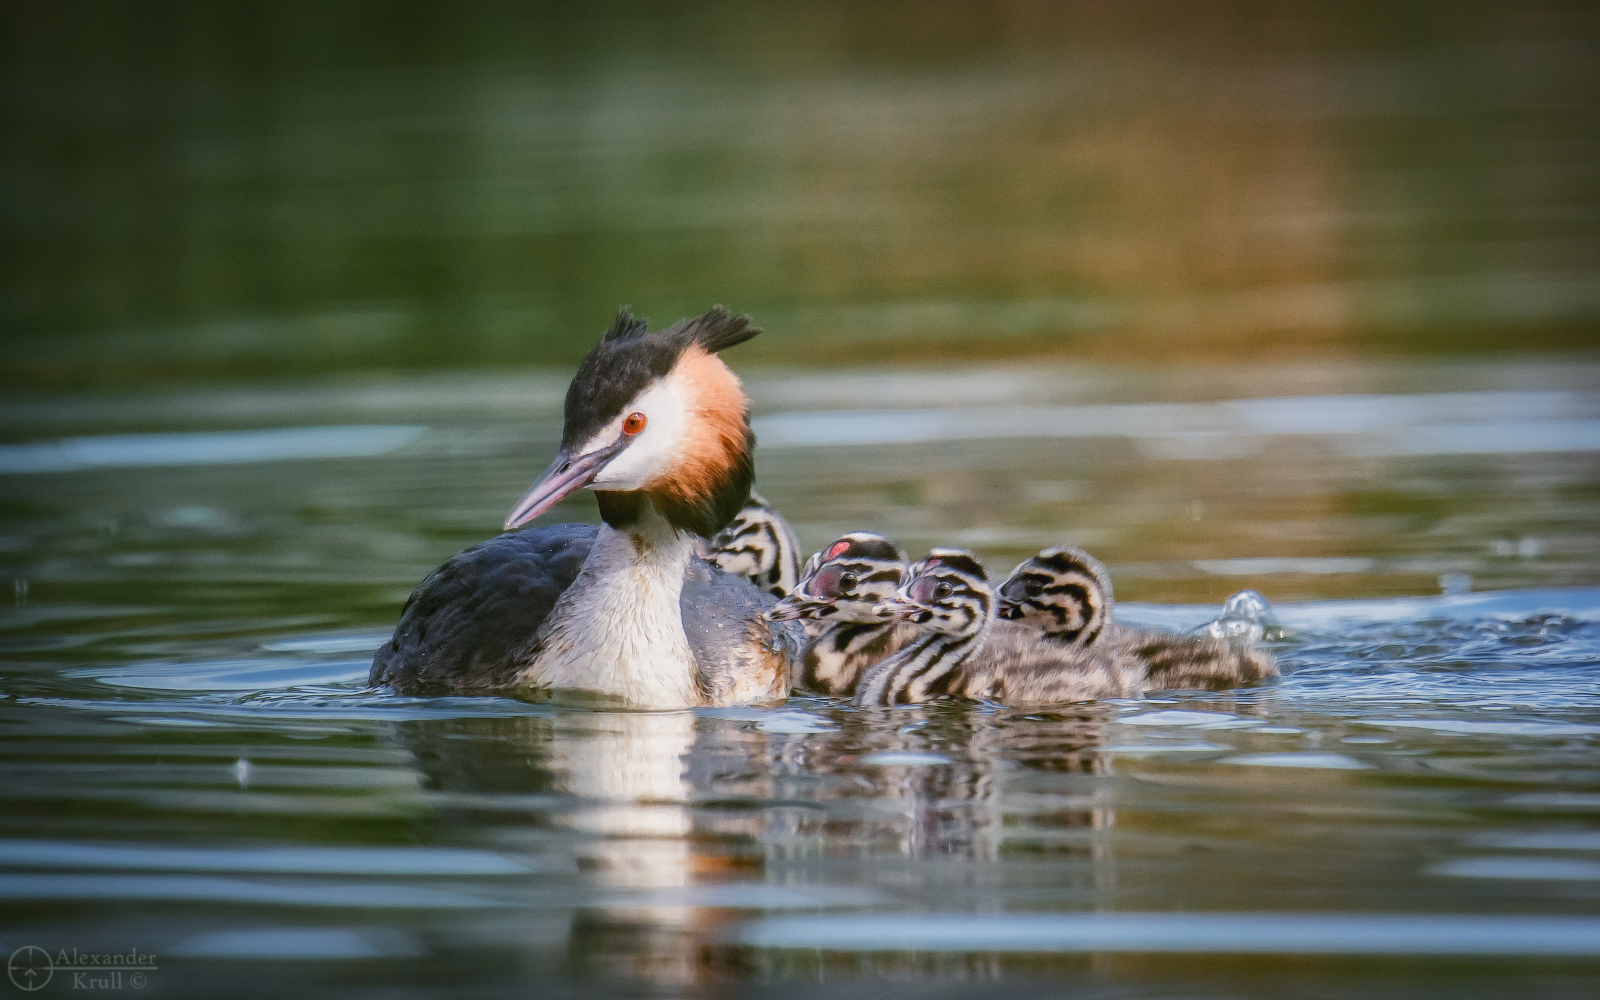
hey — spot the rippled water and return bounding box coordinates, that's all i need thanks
[7,2,1600,993]
[3,357,1599,998]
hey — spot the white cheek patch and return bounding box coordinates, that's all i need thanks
[586,378,689,491]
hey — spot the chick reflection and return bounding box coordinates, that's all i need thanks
[855,708,1005,862]
[770,702,1120,864]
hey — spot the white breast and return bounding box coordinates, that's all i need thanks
[518,519,701,709]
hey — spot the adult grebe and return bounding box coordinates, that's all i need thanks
[369,308,804,708]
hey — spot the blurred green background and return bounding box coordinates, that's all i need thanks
[2,0,1598,615]
[5,0,1598,389]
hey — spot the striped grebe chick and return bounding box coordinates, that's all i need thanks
[764,531,920,696]
[996,546,1113,647]
[856,548,1276,707]
[997,549,1278,693]
[698,491,802,598]
[369,308,804,709]
[852,549,1014,706]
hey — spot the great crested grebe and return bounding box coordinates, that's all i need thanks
[764,531,921,696]
[369,308,804,709]
[854,547,1277,707]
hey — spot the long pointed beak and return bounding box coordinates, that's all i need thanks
[503,439,627,531]
[875,597,933,624]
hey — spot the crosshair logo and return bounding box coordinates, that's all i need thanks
[7,946,52,992]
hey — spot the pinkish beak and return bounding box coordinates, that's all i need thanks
[503,438,628,531]
[875,597,933,624]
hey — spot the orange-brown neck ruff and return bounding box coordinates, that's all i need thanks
[648,344,756,539]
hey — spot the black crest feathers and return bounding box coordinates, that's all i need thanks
[562,306,759,450]
[601,306,759,353]
[1034,546,1114,603]
[669,305,760,354]
[602,308,651,343]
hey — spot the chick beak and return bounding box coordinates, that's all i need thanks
[875,597,933,624]
[764,594,831,622]
[997,599,1025,620]
[504,438,629,531]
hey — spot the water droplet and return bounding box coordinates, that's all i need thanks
[1202,589,1277,641]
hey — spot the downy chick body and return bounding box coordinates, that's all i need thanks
[856,547,1275,707]
[997,546,1278,695]
[764,532,920,696]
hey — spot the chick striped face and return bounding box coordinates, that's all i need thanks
[997,546,1113,646]
[882,548,992,639]
[702,492,800,597]
[764,532,906,623]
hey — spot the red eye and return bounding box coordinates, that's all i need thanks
[812,567,845,598]
[622,412,647,435]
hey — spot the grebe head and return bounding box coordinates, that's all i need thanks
[875,547,991,639]
[765,531,907,623]
[996,546,1113,646]
[505,307,758,538]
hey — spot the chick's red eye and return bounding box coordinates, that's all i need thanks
[622,412,647,435]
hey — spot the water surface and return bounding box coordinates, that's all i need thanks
[3,359,1598,999]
